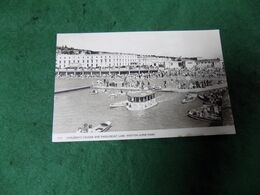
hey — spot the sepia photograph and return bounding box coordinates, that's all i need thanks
[52,30,235,142]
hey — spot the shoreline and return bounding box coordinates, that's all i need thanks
[54,77,227,94]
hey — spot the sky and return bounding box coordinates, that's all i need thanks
[57,30,223,59]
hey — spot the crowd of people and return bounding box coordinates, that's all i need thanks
[56,66,227,90]
[94,67,226,90]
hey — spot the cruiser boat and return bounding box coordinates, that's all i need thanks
[126,91,158,111]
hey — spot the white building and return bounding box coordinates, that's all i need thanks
[165,60,181,69]
[196,58,223,69]
[55,47,223,71]
[56,47,178,70]
[56,52,139,69]
[183,60,197,69]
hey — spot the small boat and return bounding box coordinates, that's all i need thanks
[90,89,98,95]
[109,91,125,98]
[182,93,197,104]
[110,101,127,108]
[95,121,112,132]
[198,94,209,101]
[77,123,91,133]
[77,121,112,133]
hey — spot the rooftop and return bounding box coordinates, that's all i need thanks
[127,90,155,97]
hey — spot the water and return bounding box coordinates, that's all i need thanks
[53,79,210,133]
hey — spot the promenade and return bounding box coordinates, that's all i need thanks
[55,82,227,94]
[159,83,228,93]
[55,85,92,94]
[55,66,228,94]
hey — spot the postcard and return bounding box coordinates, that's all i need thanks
[52,30,235,142]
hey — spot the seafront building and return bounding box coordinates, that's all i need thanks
[56,46,181,70]
[55,46,223,75]
[196,58,223,68]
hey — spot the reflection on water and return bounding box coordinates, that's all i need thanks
[53,79,210,133]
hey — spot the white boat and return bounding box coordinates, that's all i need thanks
[110,100,127,108]
[109,91,125,98]
[126,91,158,111]
[90,89,98,95]
[95,121,112,132]
[77,121,112,133]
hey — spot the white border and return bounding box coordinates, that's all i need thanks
[52,125,236,142]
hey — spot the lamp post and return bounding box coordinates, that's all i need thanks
[82,66,84,77]
[128,64,131,75]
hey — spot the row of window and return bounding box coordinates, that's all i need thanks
[58,60,136,65]
[58,55,138,60]
[128,94,155,103]
[57,63,134,67]
[58,58,137,62]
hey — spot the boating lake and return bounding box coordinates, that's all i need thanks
[53,78,210,133]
